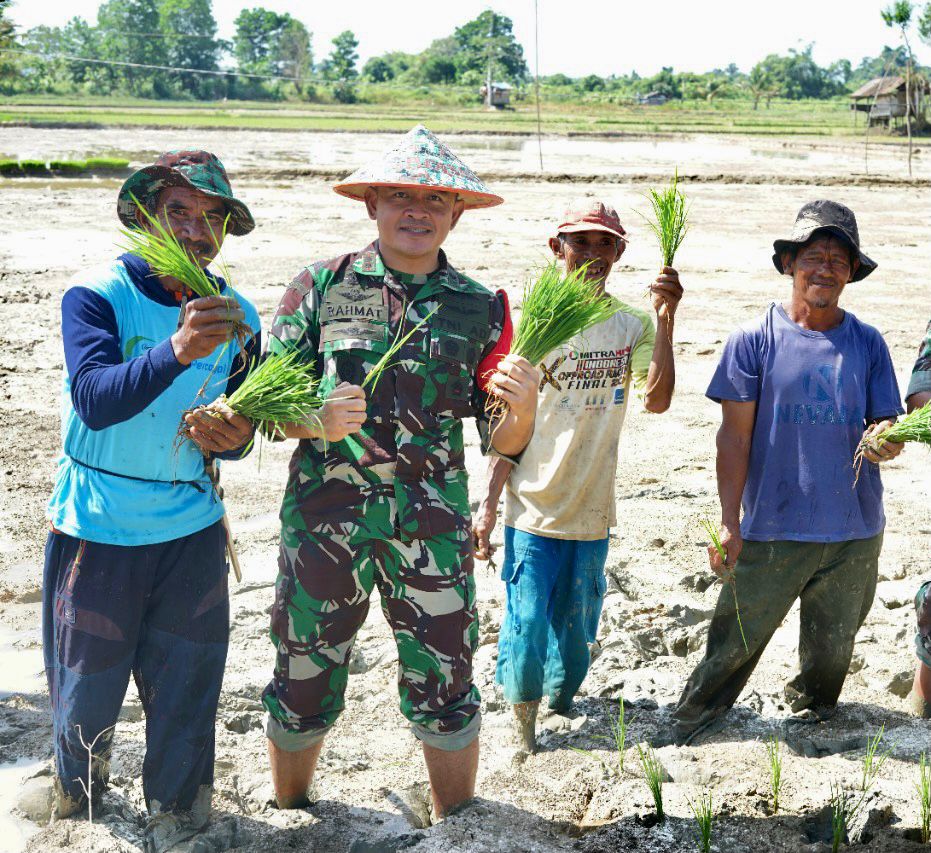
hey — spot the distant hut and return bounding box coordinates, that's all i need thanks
[638,91,669,106]
[849,75,928,127]
[480,82,512,109]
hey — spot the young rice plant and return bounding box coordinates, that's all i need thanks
[917,751,931,844]
[766,734,783,814]
[361,305,438,393]
[830,782,851,853]
[854,402,931,475]
[641,169,690,268]
[637,742,665,822]
[687,790,714,853]
[701,518,749,653]
[860,724,889,793]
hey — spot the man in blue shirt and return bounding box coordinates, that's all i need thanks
[666,200,904,745]
[41,151,260,852]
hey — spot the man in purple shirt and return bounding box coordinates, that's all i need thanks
[666,200,904,745]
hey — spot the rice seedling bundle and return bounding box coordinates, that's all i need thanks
[222,350,324,438]
[853,402,931,480]
[701,518,749,653]
[120,196,225,301]
[485,263,620,423]
[642,169,690,268]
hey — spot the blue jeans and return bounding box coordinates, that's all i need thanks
[495,527,609,711]
[42,522,229,812]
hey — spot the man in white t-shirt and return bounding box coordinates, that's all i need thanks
[474,201,683,750]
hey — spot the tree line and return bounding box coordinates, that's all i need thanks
[0,0,929,106]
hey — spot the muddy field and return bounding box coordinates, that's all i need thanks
[1,127,930,853]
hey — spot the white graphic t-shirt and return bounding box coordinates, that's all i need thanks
[504,301,656,540]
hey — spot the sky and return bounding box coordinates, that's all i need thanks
[6,0,927,78]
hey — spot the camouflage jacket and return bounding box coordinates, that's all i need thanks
[907,318,931,400]
[269,242,510,540]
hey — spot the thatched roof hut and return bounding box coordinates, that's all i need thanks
[849,75,928,125]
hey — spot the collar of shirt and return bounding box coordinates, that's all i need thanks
[353,241,473,303]
[119,252,227,307]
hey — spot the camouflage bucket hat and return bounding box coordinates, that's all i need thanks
[117,150,255,236]
[772,199,876,282]
[333,124,504,210]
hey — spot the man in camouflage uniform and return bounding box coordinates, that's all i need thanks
[262,126,539,817]
[906,320,931,717]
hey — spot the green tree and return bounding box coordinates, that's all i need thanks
[0,1,19,92]
[61,16,105,88]
[452,10,527,86]
[157,0,222,97]
[277,18,312,94]
[324,29,358,102]
[362,55,394,82]
[233,7,286,75]
[97,0,168,96]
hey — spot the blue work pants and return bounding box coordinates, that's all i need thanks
[42,522,229,813]
[495,527,609,711]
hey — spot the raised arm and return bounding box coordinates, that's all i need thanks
[643,266,683,413]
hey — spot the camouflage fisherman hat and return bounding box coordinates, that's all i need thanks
[772,199,876,282]
[117,150,255,236]
[333,124,503,209]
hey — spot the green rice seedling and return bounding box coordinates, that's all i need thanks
[360,305,438,394]
[609,697,631,774]
[860,724,889,793]
[509,262,621,367]
[830,782,851,853]
[49,159,86,174]
[224,350,323,439]
[18,159,49,175]
[0,159,21,175]
[766,734,783,814]
[84,156,129,170]
[120,196,224,300]
[701,518,749,653]
[641,169,689,268]
[854,402,931,476]
[687,790,714,853]
[917,752,931,843]
[637,742,665,822]
[485,262,620,424]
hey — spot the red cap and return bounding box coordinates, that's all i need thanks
[557,200,628,242]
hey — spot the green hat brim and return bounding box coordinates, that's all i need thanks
[117,165,255,236]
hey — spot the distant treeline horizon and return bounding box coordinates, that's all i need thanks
[0,1,928,107]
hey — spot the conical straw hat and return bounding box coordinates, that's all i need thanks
[333,124,503,210]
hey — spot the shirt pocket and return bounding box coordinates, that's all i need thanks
[425,330,481,419]
[319,320,391,420]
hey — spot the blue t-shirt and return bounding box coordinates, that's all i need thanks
[706,303,903,543]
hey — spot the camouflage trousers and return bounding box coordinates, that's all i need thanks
[916,581,931,667]
[262,473,481,752]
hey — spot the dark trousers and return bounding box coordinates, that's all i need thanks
[42,522,229,813]
[672,534,882,736]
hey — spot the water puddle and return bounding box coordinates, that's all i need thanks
[0,624,43,700]
[0,758,44,851]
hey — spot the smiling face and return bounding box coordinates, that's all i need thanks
[364,185,465,274]
[548,229,625,286]
[136,185,227,268]
[781,232,860,312]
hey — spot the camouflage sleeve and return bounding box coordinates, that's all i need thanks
[262,268,323,440]
[906,319,931,400]
[473,291,521,463]
[268,267,322,358]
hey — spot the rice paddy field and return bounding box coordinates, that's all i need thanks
[1,118,931,852]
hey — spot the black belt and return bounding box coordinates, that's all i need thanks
[67,456,208,493]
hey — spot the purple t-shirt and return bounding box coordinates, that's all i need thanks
[707,303,903,543]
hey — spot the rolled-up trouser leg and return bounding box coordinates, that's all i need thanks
[134,520,229,814]
[545,536,609,712]
[378,524,481,750]
[495,528,563,706]
[43,531,146,806]
[672,540,820,737]
[915,580,931,667]
[262,497,380,750]
[786,533,882,711]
